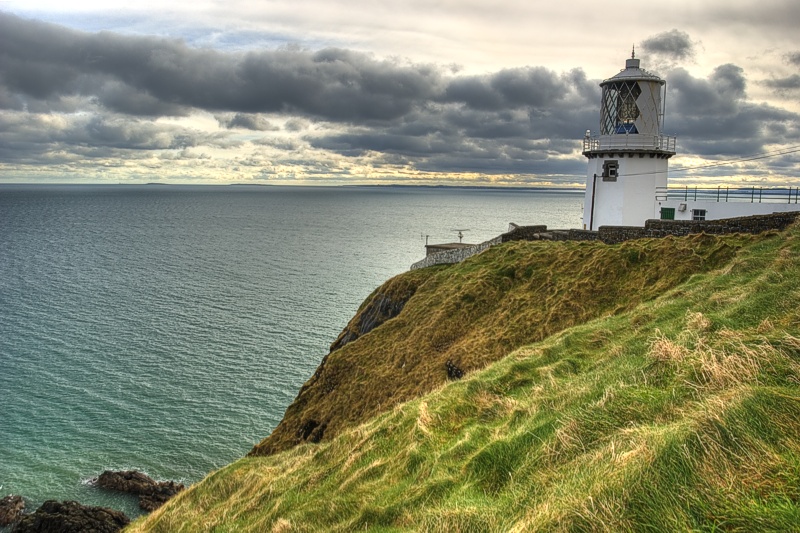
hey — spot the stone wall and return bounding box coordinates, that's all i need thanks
[500,225,548,242]
[410,236,502,270]
[567,229,600,241]
[596,226,648,244]
[410,212,799,269]
[599,211,800,244]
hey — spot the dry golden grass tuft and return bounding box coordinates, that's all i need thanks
[756,317,775,333]
[694,337,763,389]
[414,401,434,436]
[270,518,292,533]
[779,333,800,352]
[648,329,689,363]
[685,310,711,332]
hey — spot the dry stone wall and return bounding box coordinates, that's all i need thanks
[499,225,548,242]
[410,237,502,270]
[410,212,799,269]
[599,212,800,244]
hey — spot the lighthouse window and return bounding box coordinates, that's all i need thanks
[618,83,641,124]
[602,160,618,181]
[692,209,707,221]
[601,81,641,135]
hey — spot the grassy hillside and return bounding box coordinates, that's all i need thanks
[131,225,800,532]
[253,232,747,455]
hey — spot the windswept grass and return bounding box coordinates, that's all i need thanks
[131,224,800,532]
[254,232,753,455]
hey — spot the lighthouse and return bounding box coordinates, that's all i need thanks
[582,51,677,229]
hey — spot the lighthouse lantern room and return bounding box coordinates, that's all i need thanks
[582,51,677,229]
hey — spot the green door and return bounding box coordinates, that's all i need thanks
[660,207,675,220]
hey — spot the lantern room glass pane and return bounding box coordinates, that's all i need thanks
[601,81,641,135]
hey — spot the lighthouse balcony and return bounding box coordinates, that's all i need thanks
[656,186,800,204]
[583,134,676,156]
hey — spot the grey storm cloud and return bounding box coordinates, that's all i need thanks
[763,52,800,93]
[95,80,191,117]
[1,13,798,180]
[0,111,219,164]
[763,75,800,92]
[443,67,569,110]
[669,64,746,116]
[0,12,588,125]
[0,11,602,176]
[284,118,310,132]
[666,64,799,156]
[217,113,279,131]
[306,65,599,174]
[641,30,696,61]
[0,12,444,121]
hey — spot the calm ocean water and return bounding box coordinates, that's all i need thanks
[0,184,582,517]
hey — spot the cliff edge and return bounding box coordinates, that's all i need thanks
[131,223,800,532]
[251,232,747,456]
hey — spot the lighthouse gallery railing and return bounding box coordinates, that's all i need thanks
[583,134,677,153]
[655,186,800,204]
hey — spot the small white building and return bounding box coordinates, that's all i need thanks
[582,54,799,228]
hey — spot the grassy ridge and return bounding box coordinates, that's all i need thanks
[253,232,748,455]
[131,226,800,531]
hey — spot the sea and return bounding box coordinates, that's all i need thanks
[0,184,583,518]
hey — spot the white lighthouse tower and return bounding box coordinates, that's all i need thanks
[582,51,677,229]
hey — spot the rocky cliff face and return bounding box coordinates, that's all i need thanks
[328,274,422,353]
[250,234,747,456]
[251,268,433,454]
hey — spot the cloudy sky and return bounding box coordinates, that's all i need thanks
[1,1,799,186]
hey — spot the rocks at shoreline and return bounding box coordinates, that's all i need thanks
[11,500,129,533]
[1,470,183,530]
[0,495,25,527]
[95,470,185,512]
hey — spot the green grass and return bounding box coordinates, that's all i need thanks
[253,231,754,455]
[130,225,800,532]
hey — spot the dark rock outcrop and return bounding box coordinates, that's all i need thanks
[296,419,326,443]
[445,360,465,380]
[250,270,432,457]
[0,495,25,527]
[139,487,182,513]
[11,500,129,533]
[95,470,184,512]
[329,292,411,352]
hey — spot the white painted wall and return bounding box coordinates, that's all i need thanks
[656,200,800,221]
[583,154,668,229]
